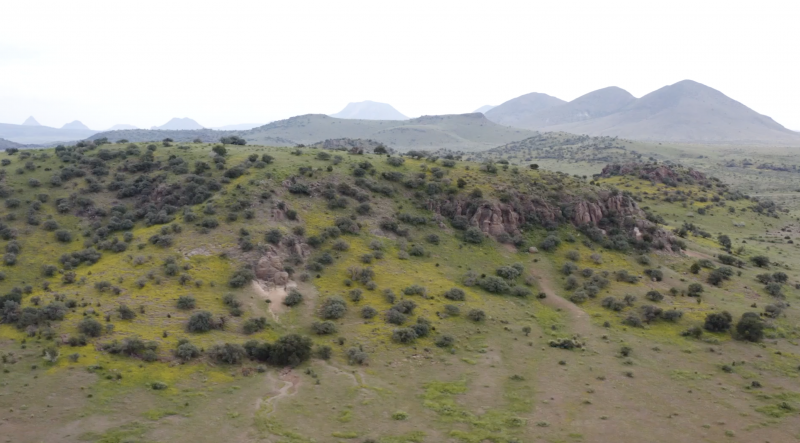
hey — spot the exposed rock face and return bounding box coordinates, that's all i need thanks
[427,189,645,237]
[255,246,289,286]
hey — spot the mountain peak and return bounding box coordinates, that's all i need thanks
[485,92,566,126]
[331,101,408,120]
[22,116,41,126]
[156,118,204,130]
[61,120,90,130]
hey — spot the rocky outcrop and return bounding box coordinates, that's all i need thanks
[427,189,645,237]
[255,246,289,286]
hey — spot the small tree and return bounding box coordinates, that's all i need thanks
[78,318,103,337]
[751,255,770,268]
[704,311,732,333]
[467,309,486,322]
[464,227,484,244]
[735,312,764,342]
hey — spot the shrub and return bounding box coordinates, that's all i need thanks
[687,283,704,297]
[177,296,196,310]
[392,300,417,314]
[497,264,523,280]
[209,343,246,364]
[644,269,663,281]
[704,311,733,332]
[467,309,486,322]
[463,227,484,244]
[332,240,350,251]
[444,305,460,317]
[228,267,254,288]
[681,325,703,338]
[346,347,368,365]
[187,311,216,332]
[640,305,663,323]
[55,230,72,242]
[479,276,510,294]
[361,306,378,319]
[601,297,625,311]
[425,234,440,245]
[661,309,684,322]
[386,309,407,325]
[320,296,347,319]
[443,288,465,301]
[265,229,283,244]
[411,318,431,337]
[392,327,418,344]
[78,318,103,337]
[118,304,136,320]
[175,341,200,361]
[435,334,455,347]
[539,236,561,251]
[312,321,337,335]
[403,284,426,296]
[735,312,764,342]
[283,289,303,306]
[765,283,784,298]
[314,345,332,360]
[569,291,588,304]
[561,262,577,276]
[645,290,664,302]
[622,314,643,328]
[566,250,580,261]
[243,317,268,334]
[349,288,363,302]
[564,276,579,290]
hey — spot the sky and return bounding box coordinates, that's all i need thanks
[1,0,799,130]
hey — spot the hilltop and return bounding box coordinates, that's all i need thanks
[156,117,204,130]
[0,122,98,145]
[489,80,800,145]
[484,92,566,127]
[331,101,408,120]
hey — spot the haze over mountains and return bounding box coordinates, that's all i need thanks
[331,101,408,120]
[486,80,800,144]
[154,117,204,130]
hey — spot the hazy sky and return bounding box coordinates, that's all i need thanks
[2,0,798,130]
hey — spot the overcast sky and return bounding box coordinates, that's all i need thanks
[1,0,798,130]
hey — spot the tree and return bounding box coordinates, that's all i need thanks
[717,234,732,251]
[283,289,303,306]
[212,145,228,156]
[187,311,216,332]
[268,334,313,366]
[751,255,770,268]
[735,312,764,342]
[529,164,539,170]
[220,136,246,145]
[468,309,486,322]
[704,311,732,333]
[78,318,102,337]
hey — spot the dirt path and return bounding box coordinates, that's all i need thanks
[530,268,593,337]
[683,249,713,260]
[255,369,299,415]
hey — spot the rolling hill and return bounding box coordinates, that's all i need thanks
[245,113,538,151]
[490,80,800,145]
[484,92,566,127]
[331,100,408,120]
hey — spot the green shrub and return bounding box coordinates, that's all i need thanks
[176,296,196,310]
[443,288,465,301]
[392,327,418,344]
[187,311,216,332]
[209,343,246,364]
[464,227,484,244]
[467,309,486,322]
[319,296,347,319]
[243,317,268,334]
[735,313,764,342]
[704,311,732,333]
[78,318,103,337]
[283,289,303,306]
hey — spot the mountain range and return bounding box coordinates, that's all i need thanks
[153,117,204,130]
[486,80,800,144]
[331,101,408,120]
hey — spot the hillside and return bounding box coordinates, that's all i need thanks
[484,92,566,127]
[246,113,538,152]
[331,101,408,120]
[1,140,800,442]
[492,80,800,145]
[0,138,26,150]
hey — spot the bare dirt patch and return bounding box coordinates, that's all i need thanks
[251,280,296,317]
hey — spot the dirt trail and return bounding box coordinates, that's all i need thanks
[683,249,713,260]
[530,269,593,337]
[255,369,299,415]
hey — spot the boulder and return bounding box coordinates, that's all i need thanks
[529,247,538,254]
[255,247,290,285]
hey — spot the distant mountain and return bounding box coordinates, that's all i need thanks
[0,138,26,150]
[108,124,138,130]
[487,81,800,144]
[474,105,495,114]
[537,80,800,144]
[331,101,408,120]
[212,123,264,131]
[22,116,41,126]
[156,118,204,130]
[245,113,536,152]
[0,122,98,145]
[484,93,566,127]
[515,87,636,130]
[62,120,91,130]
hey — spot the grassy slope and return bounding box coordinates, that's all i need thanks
[0,143,799,442]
